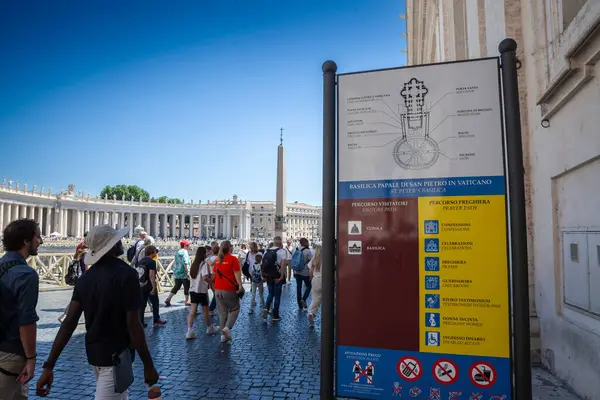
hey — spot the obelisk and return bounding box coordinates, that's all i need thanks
[274,127,287,238]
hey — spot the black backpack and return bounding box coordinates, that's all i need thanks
[241,258,252,280]
[135,258,150,287]
[261,249,280,279]
[0,260,26,343]
[65,259,83,286]
[126,240,141,263]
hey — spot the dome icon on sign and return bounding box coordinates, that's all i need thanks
[348,221,362,235]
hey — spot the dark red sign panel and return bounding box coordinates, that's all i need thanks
[337,198,419,351]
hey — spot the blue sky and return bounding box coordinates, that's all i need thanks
[0,0,406,206]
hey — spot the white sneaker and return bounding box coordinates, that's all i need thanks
[222,326,232,341]
[206,325,219,336]
[185,330,197,340]
[220,334,228,343]
[308,313,315,326]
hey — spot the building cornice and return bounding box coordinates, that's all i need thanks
[537,1,600,122]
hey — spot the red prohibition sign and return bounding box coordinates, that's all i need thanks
[432,358,459,385]
[397,356,423,382]
[469,361,497,388]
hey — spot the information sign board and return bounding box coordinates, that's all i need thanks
[336,58,511,399]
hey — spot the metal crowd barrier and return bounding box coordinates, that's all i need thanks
[1,253,177,293]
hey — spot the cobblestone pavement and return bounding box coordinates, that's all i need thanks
[31,282,322,399]
[29,284,580,399]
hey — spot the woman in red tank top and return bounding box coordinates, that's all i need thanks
[213,240,243,343]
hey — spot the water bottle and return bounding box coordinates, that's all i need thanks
[148,385,162,399]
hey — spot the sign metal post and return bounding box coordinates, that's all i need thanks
[499,38,533,400]
[321,60,338,400]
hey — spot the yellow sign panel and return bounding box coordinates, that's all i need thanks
[418,195,510,358]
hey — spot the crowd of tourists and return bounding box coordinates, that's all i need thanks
[0,219,323,399]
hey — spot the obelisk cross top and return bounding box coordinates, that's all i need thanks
[279,127,284,146]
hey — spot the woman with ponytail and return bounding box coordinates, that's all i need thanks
[186,246,219,339]
[213,240,244,343]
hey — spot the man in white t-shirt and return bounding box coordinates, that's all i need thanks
[237,244,248,282]
[130,228,147,267]
[262,236,288,321]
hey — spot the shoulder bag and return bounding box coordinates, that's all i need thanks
[215,263,245,299]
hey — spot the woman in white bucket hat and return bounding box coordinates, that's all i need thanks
[36,225,159,399]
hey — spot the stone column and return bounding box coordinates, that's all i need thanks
[65,210,70,236]
[178,214,184,238]
[153,214,159,238]
[162,213,167,238]
[215,215,220,238]
[94,211,99,227]
[128,212,133,237]
[5,204,11,225]
[145,213,150,234]
[136,212,141,230]
[37,206,43,229]
[76,210,82,237]
[247,213,251,240]
[240,212,244,240]
[121,212,126,230]
[87,211,92,231]
[58,209,64,236]
[46,208,52,235]
[102,211,108,225]
[0,202,4,232]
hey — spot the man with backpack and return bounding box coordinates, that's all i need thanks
[291,237,313,310]
[127,227,147,267]
[0,219,43,399]
[261,236,288,321]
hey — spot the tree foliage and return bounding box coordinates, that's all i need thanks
[100,185,183,203]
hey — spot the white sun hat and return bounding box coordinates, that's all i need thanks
[84,225,130,265]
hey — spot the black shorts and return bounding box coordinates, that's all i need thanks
[190,292,209,306]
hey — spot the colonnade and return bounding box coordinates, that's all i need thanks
[0,200,250,239]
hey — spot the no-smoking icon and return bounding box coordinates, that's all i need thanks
[469,362,497,388]
[397,356,422,382]
[432,358,459,385]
